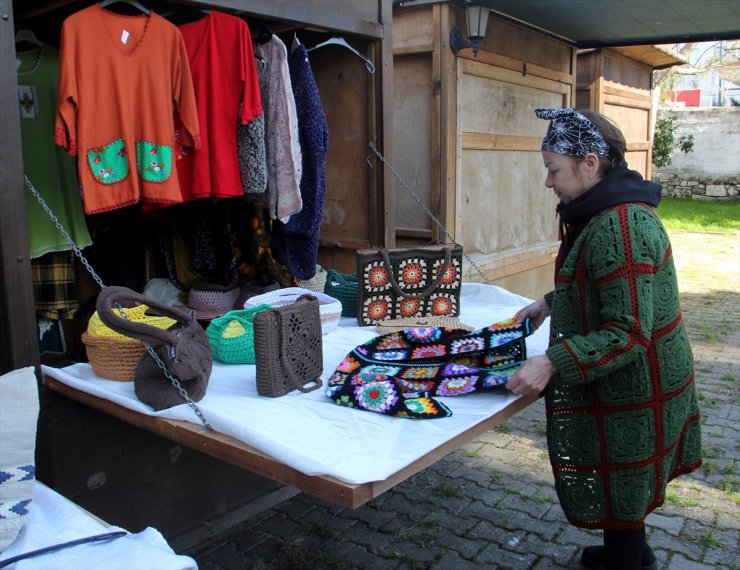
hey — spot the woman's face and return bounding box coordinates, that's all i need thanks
[542,151,599,204]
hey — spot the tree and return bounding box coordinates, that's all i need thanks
[652,116,695,169]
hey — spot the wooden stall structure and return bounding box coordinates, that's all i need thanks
[0,0,721,553]
[392,2,573,301]
[576,45,684,179]
[0,0,395,548]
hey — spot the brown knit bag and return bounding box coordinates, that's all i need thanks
[95,287,212,411]
[253,294,323,397]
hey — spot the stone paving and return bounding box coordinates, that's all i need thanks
[188,231,740,570]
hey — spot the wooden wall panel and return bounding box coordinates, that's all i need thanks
[456,64,564,254]
[482,19,573,75]
[459,149,557,253]
[604,52,651,90]
[576,48,656,178]
[313,45,372,242]
[392,6,434,53]
[605,102,650,142]
[393,54,434,238]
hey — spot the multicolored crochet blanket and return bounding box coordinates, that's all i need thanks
[326,318,531,419]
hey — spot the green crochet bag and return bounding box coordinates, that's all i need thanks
[324,269,358,317]
[206,305,271,364]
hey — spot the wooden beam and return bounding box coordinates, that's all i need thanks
[463,50,574,86]
[462,58,571,95]
[0,0,39,374]
[462,133,542,152]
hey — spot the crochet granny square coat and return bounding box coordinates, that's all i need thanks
[544,203,702,530]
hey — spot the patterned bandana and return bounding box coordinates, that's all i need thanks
[327,318,531,419]
[535,108,611,159]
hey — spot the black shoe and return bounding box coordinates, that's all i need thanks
[580,544,658,570]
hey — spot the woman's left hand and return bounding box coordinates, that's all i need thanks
[506,355,556,396]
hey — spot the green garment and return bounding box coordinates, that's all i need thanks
[17,45,91,258]
[544,203,702,530]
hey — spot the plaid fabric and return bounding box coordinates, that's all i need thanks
[31,251,79,320]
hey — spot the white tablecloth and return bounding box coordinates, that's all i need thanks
[0,482,196,570]
[42,283,549,485]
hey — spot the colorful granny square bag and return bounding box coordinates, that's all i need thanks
[327,317,531,418]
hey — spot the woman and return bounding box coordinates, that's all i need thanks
[508,108,702,570]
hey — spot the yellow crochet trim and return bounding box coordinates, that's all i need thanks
[87,304,176,341]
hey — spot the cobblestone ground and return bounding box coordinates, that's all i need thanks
[188,231,740,570]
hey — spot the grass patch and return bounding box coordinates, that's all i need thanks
[494,423,513,434]
[305,522,335,540]
[698,531,720,548]
[318,552,345,568]
[704,447,722,459]
[656,197,740,233]
[433,484,463,498]
[665,491,700,508]
[463,449,481,458]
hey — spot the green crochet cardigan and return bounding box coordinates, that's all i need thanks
[544,203,702,530]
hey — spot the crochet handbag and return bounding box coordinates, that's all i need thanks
[206,305,271,364]
[356,243,463,326]
[323,268,358,317]
[95,286,212,411]
[327,317,531,419]
[253,294,323,397]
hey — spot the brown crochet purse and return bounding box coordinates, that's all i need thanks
[253,294,323,397]
[95,287,212,411]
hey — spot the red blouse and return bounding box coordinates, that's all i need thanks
[174,10,263,201]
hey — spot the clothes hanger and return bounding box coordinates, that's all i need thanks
[254,23,273,46]
[307,36,375,73]
[291,33,301,54]
[15,29,43,47]
[99,0,151,15]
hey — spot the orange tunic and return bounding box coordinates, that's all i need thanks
[55,5,200,214]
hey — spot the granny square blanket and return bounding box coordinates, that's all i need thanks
[327,318,531,418]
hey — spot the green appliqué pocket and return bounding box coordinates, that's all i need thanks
[87,138,128,184]
[136,141,173,183]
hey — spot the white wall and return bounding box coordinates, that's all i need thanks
[656,108,740,178]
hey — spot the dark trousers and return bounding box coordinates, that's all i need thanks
[603,527,645,569]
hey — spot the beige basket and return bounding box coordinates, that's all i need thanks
[244,287,342,334]
[296,265,328,293]
[81,331,146,382]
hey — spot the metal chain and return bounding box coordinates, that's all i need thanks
[367,142,492,285]
[24,176,213,431]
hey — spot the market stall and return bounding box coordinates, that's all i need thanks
[42,283,548,509]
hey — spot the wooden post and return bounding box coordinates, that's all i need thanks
[0,0,40,374]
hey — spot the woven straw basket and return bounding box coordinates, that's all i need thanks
[83,304,176,381]
[81,331,147,382]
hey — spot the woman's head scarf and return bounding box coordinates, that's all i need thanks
[535,108,611,159]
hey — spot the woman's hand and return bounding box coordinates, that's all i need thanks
[506,355,556,397]
[514,298,550,332]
